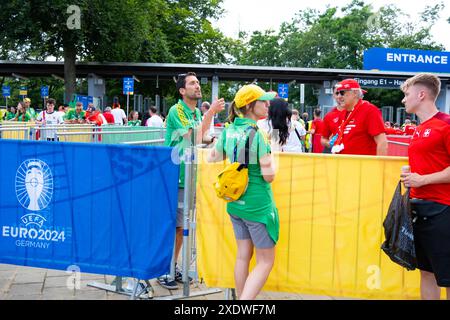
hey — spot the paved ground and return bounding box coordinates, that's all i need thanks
[0,263,347,300]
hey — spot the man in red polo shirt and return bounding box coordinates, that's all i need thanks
[331,79,387,156]
[400,73,450,300]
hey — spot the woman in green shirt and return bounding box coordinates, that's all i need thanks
[208,84,279,300]
[127,110,141,126]
[14,102,31,122]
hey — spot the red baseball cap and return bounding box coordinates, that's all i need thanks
[335,79,367,94]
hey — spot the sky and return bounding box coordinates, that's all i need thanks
[213,0,450,51]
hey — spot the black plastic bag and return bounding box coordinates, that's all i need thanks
[381,181,417,270]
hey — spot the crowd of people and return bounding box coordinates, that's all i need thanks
[1,98,167,128]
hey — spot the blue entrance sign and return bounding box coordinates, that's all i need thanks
[123,77,134,95]
[278,83,289,99]
[2,85,11,97]
[363,47,450,73]
[40,86,49,98]
[0,140,179,279]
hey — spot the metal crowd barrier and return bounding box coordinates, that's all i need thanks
[0,122,219,299]
[0,123,166,145]
[387,134,411,157]
[86,140,218,300]
[121,139,165,146]
[195,150,427,300]
[0,127,30,140]
[55,128,166,145]
[32,125,96,142]
[0,138,179,301]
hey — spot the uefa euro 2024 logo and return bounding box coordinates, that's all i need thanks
[5,159,66,249]
[15,159,53,212]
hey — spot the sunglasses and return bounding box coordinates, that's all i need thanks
[335,90,350,96]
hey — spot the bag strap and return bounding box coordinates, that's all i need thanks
[294,126,302,142]
[233,125,258,166]
[398,180,411,205]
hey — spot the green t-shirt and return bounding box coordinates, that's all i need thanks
[164,99,202,188]
[215,117,279,244]
[5,111,16,120]
[16,112,32,122]
[128,120,141,126]
[27,107,36,119]
[64,109,86,121]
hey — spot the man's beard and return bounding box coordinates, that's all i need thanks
[187,92,202,100]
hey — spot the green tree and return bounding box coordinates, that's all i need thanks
[0,0,172,102]
[237,0,445,69]
[0,0,231,102]
[237,30,282,66]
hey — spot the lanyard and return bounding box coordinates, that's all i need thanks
[334,100,363,147]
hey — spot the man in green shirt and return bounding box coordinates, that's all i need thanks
[161,72,225,289]
[64,102,86,123]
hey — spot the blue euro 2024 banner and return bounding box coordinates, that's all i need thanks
[363,47,450,73]
[0,140,179,280]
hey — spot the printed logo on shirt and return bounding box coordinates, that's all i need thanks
[333,117,339,123]
[414,129,421,138]
[423,129,431,137]
[344,124,356,135]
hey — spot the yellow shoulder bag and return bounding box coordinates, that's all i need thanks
[214,126,257,202]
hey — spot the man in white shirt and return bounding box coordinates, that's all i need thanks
[36,98,64,141]
[111,104,127,125]
[145,106,164,127]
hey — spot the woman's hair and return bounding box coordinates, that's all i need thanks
[16,101,26,112]
[128,110,138,121]
[268,98,291,146]
[227,100,257,123]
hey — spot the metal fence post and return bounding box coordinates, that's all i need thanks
[182,145,194,297]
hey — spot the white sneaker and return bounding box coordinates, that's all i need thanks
[126,278,136,291]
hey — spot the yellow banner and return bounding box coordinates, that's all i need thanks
[196,150,433,299]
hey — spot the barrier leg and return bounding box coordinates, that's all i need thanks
[170,234,176,279]
[130,279,154,300]
[224,288,237,300]
[88,276,154,300]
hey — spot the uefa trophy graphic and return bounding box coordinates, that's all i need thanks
[16,159,53,211]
